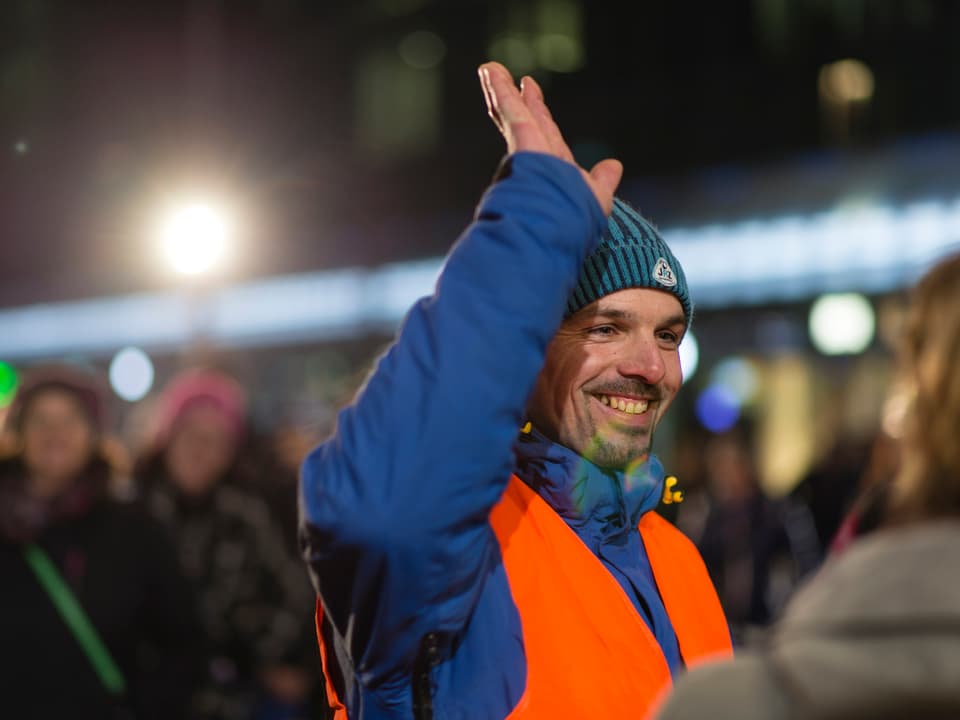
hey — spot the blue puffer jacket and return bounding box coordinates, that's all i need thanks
[300,153,681,719]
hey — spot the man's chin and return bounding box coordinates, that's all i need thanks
[582,435,653,471]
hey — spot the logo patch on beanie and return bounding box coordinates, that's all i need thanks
[653,257,677,287]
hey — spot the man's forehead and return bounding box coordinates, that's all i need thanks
[576,287,685,324]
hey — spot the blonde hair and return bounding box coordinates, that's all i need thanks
[889,252,960,522]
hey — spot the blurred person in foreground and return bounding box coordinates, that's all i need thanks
[656,252,960,720]
[136,368,316,720]
[299,62,732,719]
[0,365,200,719]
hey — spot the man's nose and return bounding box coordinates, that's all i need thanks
[615,335,665,385]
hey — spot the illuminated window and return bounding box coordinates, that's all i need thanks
[355,45,441,159]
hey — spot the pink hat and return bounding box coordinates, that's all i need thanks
[152,368,247,447]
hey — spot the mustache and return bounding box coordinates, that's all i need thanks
[586,380,662,402]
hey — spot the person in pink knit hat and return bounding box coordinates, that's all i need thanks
[148,368,249,497]
[136,367,317,720]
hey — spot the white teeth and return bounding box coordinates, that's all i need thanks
[599,395,650,415]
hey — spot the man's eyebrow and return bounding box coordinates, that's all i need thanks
[591,307,687,329]
[591,306,634,322]
[660,313,687,329]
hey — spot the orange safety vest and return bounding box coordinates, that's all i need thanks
[316,475,732,719]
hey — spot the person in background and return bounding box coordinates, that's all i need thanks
[656,252,960,720]
[826,429,900,554]
[245,416,326,560]
[299,62,731,719]
[693,423,820,645]
[790,435,872,555]
[0,364,200,719]
[136,367,316,720]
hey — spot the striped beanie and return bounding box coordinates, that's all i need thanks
[566,198,693,325]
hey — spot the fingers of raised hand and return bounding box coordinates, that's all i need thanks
[479,64,525,145]
[479,66,503,134]
[480,62,549,154]
[585,159,623,215]
[519,75,575,164]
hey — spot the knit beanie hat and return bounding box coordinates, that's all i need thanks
[151,368,248,448]
[566,198,692,325]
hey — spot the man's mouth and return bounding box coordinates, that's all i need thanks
[597,394,650,416]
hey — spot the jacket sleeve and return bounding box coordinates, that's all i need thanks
[299,152,607,689]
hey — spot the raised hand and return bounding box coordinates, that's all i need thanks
[478,61,622,215]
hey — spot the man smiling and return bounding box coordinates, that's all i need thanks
[300,62,732,720]
[529,264,688,472]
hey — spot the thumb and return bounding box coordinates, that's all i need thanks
[587,159,624,214]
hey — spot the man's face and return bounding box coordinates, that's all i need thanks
[527,288,685,470]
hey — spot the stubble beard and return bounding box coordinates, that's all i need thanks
[576,401,658,471]
[583,424,655,471]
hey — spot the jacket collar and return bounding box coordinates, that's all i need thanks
[512,426,666,551]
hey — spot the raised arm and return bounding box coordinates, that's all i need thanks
[299,64,621,689]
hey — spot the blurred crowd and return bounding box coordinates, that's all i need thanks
[0,355,913,720]
[3,251,958,719]
[0,364,326,719]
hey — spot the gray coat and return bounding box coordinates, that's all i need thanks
[657,521,960,720]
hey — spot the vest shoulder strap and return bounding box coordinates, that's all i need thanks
[639,511,733,667]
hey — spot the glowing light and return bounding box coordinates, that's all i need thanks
[398,30,446,69]
[0,361,18,408]
[109,347,155,402]
[809,293,876,355]
[819,59,874,104]
[710,357,760,405]
[3,192,960,358]
[160,202,229,276]
[535,34,583,73]
[488,35,537,75]
[668,196,960,305]
[356,47,440,156]
[535,0,583,72]
[679,331,699,384]
[696,385,741,434]
[13,140,29,156]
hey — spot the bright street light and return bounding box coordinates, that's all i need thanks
[679,330,699,384]
[809,292,876,355]
[109,346,155,402]
[160,202,230,276]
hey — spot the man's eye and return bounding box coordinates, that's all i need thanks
[588,325,617,336]
[658,331,679,344]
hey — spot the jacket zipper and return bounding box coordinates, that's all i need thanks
[412,632,440,720]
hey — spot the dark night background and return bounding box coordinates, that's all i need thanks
[3,0,959,308]
[2,9,959,714]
